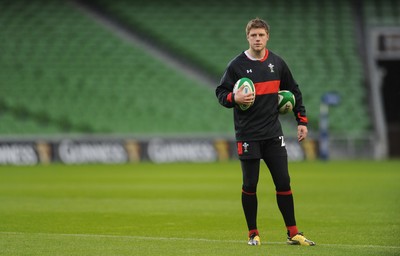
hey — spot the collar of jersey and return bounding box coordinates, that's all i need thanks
[244,49,269,62]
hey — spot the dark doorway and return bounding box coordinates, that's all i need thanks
[379,60,400,157]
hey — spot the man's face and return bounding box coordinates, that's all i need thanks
[247,28,269,52]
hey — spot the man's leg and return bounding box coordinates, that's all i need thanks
[241,159,261,243]
[264,155,298,236]
[264,155,315,245]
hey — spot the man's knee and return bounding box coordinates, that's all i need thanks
[275,181,291,192]
[242,185,257,194]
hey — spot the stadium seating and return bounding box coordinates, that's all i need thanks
[363,0,400,26]
[3,0,395,136]
[87,0,371,134]
[0,0,233,136]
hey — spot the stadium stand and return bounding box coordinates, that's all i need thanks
[84,0,371,134]
[0,0,233,136]
[2,0,389,136]
[363,0,400,26]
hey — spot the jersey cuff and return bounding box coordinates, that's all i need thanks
[227,92,233,103]
[227,92,236,105]
[297,113,308,124]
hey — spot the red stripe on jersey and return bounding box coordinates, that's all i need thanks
[227,92,233,103]
[297,113,308,123]
[254,80,280,95]
[276,190,292,196]
[237,142,243,155]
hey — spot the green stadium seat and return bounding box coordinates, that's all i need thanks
[3,0,390,136]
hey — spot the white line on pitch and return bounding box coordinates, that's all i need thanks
[1,232,399,250]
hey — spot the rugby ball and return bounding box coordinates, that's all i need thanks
[278,90,295,114]
[233,77,256,111]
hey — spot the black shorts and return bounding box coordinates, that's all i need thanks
[237,136,288,160]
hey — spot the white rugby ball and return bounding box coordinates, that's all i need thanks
[278,90,296,114]
[233,77,256,111]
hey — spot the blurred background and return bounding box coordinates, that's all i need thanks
[0,0,399,164]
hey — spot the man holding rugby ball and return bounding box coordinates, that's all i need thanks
[215,18,315,246]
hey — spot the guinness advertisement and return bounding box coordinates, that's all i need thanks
[0,142,39,165]
[0,137,309,165]
[145,138,218,163]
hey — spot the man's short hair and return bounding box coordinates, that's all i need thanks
[246,18,270,35]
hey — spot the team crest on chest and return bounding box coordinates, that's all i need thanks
[268,63,274,72]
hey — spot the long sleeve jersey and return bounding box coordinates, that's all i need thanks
[215,49,308,141]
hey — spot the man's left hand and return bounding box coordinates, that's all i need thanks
[297,125,308,142]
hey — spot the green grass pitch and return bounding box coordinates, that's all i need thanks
[0,160,399,256]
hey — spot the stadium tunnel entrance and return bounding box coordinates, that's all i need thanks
[367,27,400,159]
[379,60,400,157]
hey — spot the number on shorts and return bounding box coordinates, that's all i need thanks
[279,136,286,147]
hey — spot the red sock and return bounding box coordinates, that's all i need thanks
[287,226,298,238]
[248,229,259,237]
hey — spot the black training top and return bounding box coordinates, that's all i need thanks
[215,49,308,141]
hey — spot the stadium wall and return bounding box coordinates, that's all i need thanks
[0,136,313,165]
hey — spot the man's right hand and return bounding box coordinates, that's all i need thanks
[234,85,255,105]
